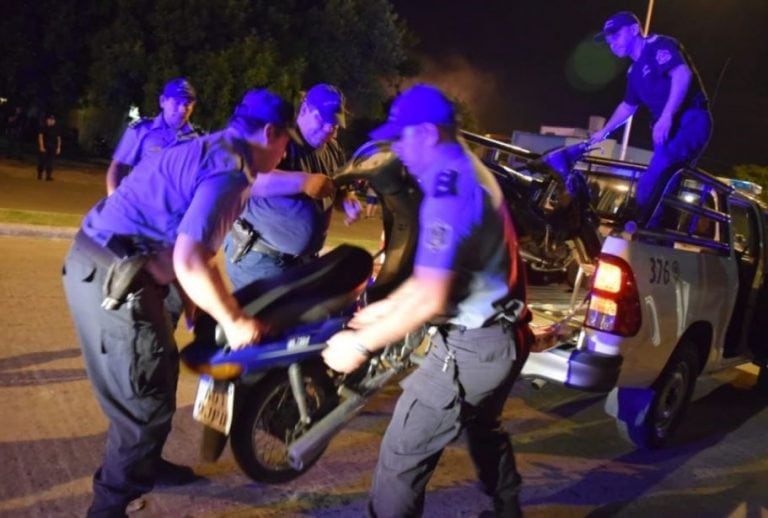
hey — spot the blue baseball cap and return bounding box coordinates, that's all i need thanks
[594,11,641,42]
[304,84,347,128]
[233,88,300,141]
[162,78,197,100]
[369,84,456,141]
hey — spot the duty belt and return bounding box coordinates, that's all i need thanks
[73,229,123,268]
[251,239,316,264]
[73,229,151,310]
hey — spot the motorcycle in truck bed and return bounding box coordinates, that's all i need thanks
[468,132,768,449]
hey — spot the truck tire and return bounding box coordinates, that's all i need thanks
[617,342,700,449]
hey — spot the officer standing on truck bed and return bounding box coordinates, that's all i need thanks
[589,11,712,226]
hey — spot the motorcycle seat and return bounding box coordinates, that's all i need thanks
[193,244,373,347]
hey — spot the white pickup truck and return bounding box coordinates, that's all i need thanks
[466,133,768,449]
[523,164,768,448]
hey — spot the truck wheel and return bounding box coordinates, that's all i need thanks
[617,343,699,449]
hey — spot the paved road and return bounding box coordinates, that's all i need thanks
[3,235,768,517]
[2,158,768,516]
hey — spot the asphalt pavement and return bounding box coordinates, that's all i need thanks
[2,157,768,517]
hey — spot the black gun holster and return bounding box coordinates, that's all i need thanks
[229,217,257,263]
[73,230,152,310]
[101,254,150,310]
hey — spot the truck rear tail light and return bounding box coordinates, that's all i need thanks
[593,262,622,293]
[586,254,641,336]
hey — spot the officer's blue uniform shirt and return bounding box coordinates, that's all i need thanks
[83,128,251,253]
[624,35,708,122]
[414,142,522,329]
[240,136,345,256]
[112,113,201,167]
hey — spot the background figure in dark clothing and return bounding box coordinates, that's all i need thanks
[5,106,25,158]
[589,11,713,226]
[37,114,61,180]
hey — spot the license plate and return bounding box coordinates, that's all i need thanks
[192,375,234,435]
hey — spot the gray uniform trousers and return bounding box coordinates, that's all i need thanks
[62,242,179,517]
[369,323,528,517]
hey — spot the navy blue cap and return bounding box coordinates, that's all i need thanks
[304,84,346,128]
[369,84,456,141]
[162,78,197,100]
[234,88,299,141]
[594,11,641,42]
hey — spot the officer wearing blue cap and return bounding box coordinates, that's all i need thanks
[323,84,530,517]
[105,78,203,334]
[590,11,713,226]
[106,77,202,195]
[223,83,358,289]
[62,88,327,517]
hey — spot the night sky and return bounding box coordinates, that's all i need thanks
[391,0,768,171]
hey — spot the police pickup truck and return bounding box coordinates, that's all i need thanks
[467,133,768,448]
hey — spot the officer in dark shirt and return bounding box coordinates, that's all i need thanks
[590,11,713,226]
[37,114,61,181]
[224,84,359,289]
[106,78,202,195]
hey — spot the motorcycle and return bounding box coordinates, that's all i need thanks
[462,133,603,286]
[180,141,425,483]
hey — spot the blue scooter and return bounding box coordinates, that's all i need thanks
[180,141,425,483]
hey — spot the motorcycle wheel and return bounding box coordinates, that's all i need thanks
[230,362,338,483]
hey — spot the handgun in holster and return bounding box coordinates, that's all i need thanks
[229,217,257,263]
[488,296,534,346]
[101,254,150,310]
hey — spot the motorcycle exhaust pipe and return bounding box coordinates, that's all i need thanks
[519,249,568,273]
[288,369,397,470]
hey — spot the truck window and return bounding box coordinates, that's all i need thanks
[665,179,721,241]
[730,201,759,260]
[587,173,634,219]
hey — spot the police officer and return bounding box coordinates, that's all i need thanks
[589,11,713,226]
[322,84,530,517]
[223,83,360,289]
[105,78,203,327]
[62,88,331,517]
[106,77,202,195]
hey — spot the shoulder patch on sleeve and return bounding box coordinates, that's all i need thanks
[433,170,459,198]
[128,117,151,129]
[424,219,453,252]
[190,123,205,137]
[655,48,672,66]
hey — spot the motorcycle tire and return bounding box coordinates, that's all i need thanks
[230,361,338,483]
